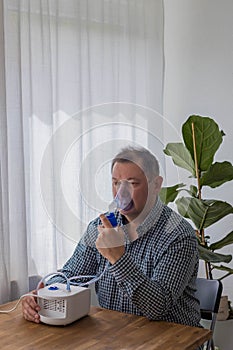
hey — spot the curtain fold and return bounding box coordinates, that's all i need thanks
[0,0,10,303]
[0,0,164,303]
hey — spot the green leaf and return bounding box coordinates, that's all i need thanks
[211,264,233,274]
[180,186,198,197]
[198,245,232,263]
[163,143,195,176]
[176,197,208,229]
[159,183,185,204]
[188,185,198,197]
[203,199,233,228]
[200,161,233,188]
[210,231,233,251]
[176,197,233,230]
[212,265,233,280]
[182,115,224,171]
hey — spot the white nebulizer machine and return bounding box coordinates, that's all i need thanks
[0,269,108,326]
[36,268,110,326]
[37,282,90,326]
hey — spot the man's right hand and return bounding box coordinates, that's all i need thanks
[22,282,44,323]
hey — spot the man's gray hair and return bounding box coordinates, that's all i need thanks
[111,146,160,179]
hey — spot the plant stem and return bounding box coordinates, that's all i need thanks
[192,122,210,278]
[192,123,205,242]
[207,262,213,279]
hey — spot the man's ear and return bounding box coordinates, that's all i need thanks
[153,176,163,193]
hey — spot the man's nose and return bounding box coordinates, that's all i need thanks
[115,181,133,209]
[117,181,131,198]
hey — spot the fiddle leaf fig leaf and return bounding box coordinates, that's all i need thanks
[179,185,198,197]
[176,197,233,230]
[198,245,232,263]
[163,143,195,176]
[188,185,198,197]
[203,199,233,228]
[211,264,233,274]
[159,183,185,204]
[182,115,224,171]
[210,231,233,251]
[176,197,207,229]
[200,161,233,188]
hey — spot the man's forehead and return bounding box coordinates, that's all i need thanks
[112,161,146,177]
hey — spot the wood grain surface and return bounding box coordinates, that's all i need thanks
[0,301,211,349]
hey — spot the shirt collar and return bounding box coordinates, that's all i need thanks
[120,197,164,242]
[136,197,164,237]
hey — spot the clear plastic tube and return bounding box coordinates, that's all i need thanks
[36,272,71,292]
[68,262,110,287]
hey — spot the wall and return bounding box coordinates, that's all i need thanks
[163,0,233,304]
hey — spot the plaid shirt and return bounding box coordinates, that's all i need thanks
[49,198,201,328]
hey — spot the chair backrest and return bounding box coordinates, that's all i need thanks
[195,278,223,318]
[195,277,223,350]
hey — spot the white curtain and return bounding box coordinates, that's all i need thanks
[0,0,164,303]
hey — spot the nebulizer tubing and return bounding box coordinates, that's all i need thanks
[68,261,110,287]
[36,265,111,290]
[36,271,72,292]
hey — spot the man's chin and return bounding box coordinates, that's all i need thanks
[119,207,139,222]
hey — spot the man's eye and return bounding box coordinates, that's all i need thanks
[130,182,139,187]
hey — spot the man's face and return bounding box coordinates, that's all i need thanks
[111,161,162,222]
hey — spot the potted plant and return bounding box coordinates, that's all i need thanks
[160,115,233,319]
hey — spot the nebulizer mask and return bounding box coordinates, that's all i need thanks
[107,180,133,226]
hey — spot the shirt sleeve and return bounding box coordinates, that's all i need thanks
[108,232,198,320]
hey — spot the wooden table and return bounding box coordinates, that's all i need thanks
[0,301,211,350]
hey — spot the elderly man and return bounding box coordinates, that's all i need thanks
[22,146,201,329]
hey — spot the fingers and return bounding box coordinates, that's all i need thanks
[96,226,125,264]
[99,214,113,228]
[96,226,125,249]
[22,290,41,323]
[37,282,44,290]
